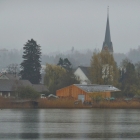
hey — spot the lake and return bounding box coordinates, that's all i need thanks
[0,109,140,140]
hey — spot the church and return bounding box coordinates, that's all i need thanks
[102,8,113,54]
[74,8,114,85]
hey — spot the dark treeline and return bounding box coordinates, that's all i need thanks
[41,49,95,68]
[1,46,140,71]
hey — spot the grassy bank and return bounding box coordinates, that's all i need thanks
[0,97,35,109]
[91,100,140,109]
[0,97,140,109]
[38,98,140,109]
[38,98,85,108]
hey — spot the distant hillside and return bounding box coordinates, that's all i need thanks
[1,47,140,71]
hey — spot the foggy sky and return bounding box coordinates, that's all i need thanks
[0,0,140,54]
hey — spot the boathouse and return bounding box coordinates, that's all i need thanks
[56,84,120,101]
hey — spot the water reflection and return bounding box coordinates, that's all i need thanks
[102,110,111,140]
[0,109,140,139]
[19,109,40,139]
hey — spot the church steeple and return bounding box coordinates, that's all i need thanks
[102,7,113,53]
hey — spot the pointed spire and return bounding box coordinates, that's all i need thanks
[107,6,109,18]
[104,6,111,42]
[102,6,113,53]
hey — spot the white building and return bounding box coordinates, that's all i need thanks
[74,66,91,84]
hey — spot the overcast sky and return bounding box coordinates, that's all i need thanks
[0,0,140,54]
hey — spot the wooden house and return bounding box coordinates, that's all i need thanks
[56,84,120,101]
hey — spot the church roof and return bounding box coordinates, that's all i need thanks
[104,16,111,43]
[102,8,113,53]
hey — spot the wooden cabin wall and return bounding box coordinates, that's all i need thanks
[56,85,72,97]
[107,92,111,97]
[56,85,111,101]
[88,92,111,99]
[102,92,111,98]
[56,85,91,101]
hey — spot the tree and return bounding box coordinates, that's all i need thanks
[90,51,119,86]
[119,59,139,97]
[135,61,140,81]
[44,64,80,94]
[44,64,66,94]
[20,39,41,84]
[7,63,19,77]
[57,58,80,88]
[17,86,40,99]
[57,58,72,71]
[57,70,80,89]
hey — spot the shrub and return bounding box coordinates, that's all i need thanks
[17,86,40,99]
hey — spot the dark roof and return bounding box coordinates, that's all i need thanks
[0,79,48,92]
[77,66,90,79]
[0,73,20,80]
[104,16,111,43]
[32,84,48,92]
[74,84,120,93]
[102,13,113,53]
[0,80,14,91]
[19,80,32,87]
[0,79,32,92]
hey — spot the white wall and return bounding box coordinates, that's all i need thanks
[74,68,90,84]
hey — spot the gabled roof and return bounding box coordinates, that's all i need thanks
[0,79,32,92]
[0,73,20,80]
[77,66,90,79]
[0,79,48,92]
[0,80,14,91]
[74,84,120,93]
[32,84,48,92]
[20,80,32,86]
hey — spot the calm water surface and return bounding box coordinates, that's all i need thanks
[0,109,140,140]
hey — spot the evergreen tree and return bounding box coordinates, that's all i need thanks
[57,57,72,71]
[20,39,41,84]
[120,60,139,97]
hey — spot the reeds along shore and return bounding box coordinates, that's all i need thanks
[38,98,84,108]
[1,97,140,109]
[91,100,140,109]
[0,97,33,109]
[38,98,140,109]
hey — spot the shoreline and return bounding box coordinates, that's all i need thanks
[1,98,140,109]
